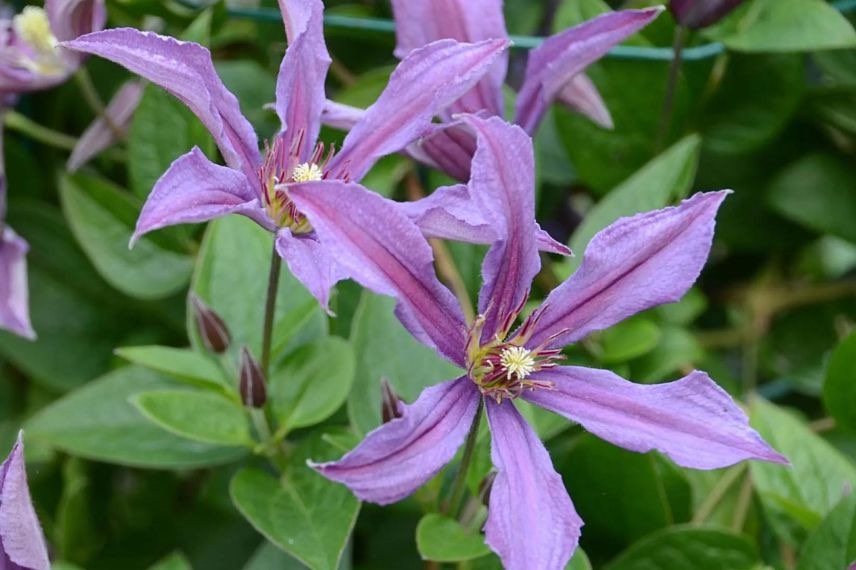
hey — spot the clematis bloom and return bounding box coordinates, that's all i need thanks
[62,0,550,309]
[328,2,663,181]
[0,432,50,570]
[290,116,786,569]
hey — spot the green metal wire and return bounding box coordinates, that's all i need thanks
[196,0,854,62]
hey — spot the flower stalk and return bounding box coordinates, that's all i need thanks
[261,241,282,376]
[4,110,77,150]
[656,25,688,152]
[443,398,484,517]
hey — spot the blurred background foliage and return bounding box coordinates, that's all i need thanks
[2,0,856,568]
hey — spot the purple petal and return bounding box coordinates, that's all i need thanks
[514,8,662,133]
[527,191,728,350]
[670,0,745,29]
[288,180,468,365]
[67,80,143,172]
[275,229,347,314]
[0,228,35,340]
[390,0,507,116]
[321,100,366,131]
[554,73,613,129]
[132,147,268,245]
[0,433,50,570]
[46,0,105,42]
[484,401,582,570]
[312,377,479,504]
[524,366,787,469]
[327,38,509,182]
[461,116,541,339]
[274,0,330,160]
[407,120,478,182]
[63,29,261,181]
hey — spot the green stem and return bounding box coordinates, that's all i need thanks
[261,241,282,376]
[4,111,77,150]
[692,463,747,524]
[74,69,125,140]
[443,399,484,517]
[655,25,688,152]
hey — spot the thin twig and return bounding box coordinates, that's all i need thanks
[261,241,283,376]
[692,464,747,524]
[443,399,484,517]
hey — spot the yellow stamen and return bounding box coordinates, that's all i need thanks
[292,162,323,183]
[13,7,64,75]
[499,346,536,380]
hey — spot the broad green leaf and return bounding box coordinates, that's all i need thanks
[116,345,229,390]
[133,390,251,446]
[348,292,462,436]
[713,0,856,53]
[598,318,661,364]
[243,542,306,570]
[633,327,705,382]
[60,173,193,299]
[823,331,856,432]
[560,135,701,276]
[797,493,856,570]
[230,433,360,570]
[216,61,278,138]
[768,153,856,244]
[750,398,856,534]
[147,552,193,570]
[190,216,326,366]
[26,366,244,468]
[128,84,214,199]
[416,514,490,562]
[270,337,355,433]
[55,458,96,563]
[604,526,758,570]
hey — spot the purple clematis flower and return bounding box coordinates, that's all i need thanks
[0,432,50,570]
[669,0,745,29]
[288,116,787,569]
[327,2,663,181]
[60,0,535,309]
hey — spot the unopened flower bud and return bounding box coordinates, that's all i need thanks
[669,0,744,29]
[190,294,231,354]
[380,378,403,424]
[478,471,497,507]
[239,347,267,408]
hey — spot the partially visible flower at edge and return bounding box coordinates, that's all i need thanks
[288,115,787,569]
[62,0,567,311]
[669,0,745,29]
[321,2,663,181]
[0,432,51,570]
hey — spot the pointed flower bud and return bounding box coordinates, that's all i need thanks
[190,294,231,354]
[380,378,403,424]
[239,347,267,408]
[669,0,744,29]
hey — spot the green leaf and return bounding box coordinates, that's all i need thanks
[824,331,856,433]
[750,398,856,535]
[270,337,355,433]
[797,493,856,570]
[190,216,327,365]
[128,84,214,199]
[230,433,360,570]
[713,0,856,53]
[632,327,705,382]
[416,514,490,562]
[59,172,193,299]
[768,153,856,244]
[26,366,245,468]
[115,345,228,390]
[559,135,701,276]
[598,318,661,364]
[147,552,193,570]
[216,61,278,137]
[604,526,758,570]
[348,292,462,436]
[133,390,251,446]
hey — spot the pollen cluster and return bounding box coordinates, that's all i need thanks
[292,162,323,183]
[13,7,64,75]
[499,346,536,380]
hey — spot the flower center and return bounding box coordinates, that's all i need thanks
[291,162,323,183]
[12,7,64,75]
[499,346,536,380]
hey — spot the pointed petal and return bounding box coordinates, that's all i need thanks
[275,229,347,314]
[328,38,510,182]
[528,191,729,350]
[525,367,787,469]
[63,29,261,180]
[0,433,50,570]
[408,121,478,182]
[133,147,267,244]
[0,228,35,340]
[484,401,582,570]
[514,8,662,133]
[67,80,143,172]
[460,116,540,338]
[46,0,105,42]
[321,100,366,131]
[274,0,330,160]
[554,73,613,129]
[312,377,479,504]
[289,180,468,365]
[390,0,507,116]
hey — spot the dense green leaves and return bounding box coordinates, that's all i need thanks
[115,345,229,390]
[823,331,856,432]
[797,493,856,570]
[133,390,251,446]
[416,514,491,562]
